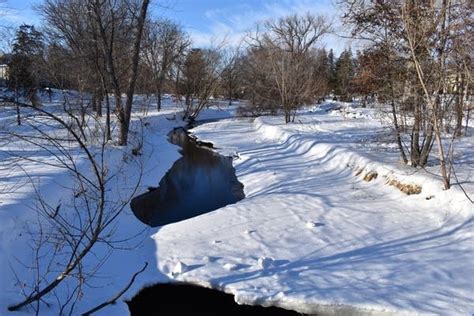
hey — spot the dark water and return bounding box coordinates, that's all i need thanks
[127,128,301,314]
[126,283,301,316]
[131,127,245,227]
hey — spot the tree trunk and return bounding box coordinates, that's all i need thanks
[390,99,407,164]
[92,92,97,113]
[454,72,465,137]
[121,0,150,146]
[465,107,471,136]
[156,83,162,111]
[105,92,111,141]
[410,102,422,166]
[419,123,434,167]
[15,90,21,126]
[96,87,103,117]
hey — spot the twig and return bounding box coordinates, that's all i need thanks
[451,165,473,204]
[80,262,148,316]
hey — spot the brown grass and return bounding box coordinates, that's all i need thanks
[363,172,378,182]
[354,168,364,176]
[352,165,422,195]
[385,178,422,195]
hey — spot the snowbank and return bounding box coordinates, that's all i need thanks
[0,94,236,315]
[153,104,473,315]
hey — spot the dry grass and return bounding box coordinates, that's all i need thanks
[385,178,422,195]
[352,166,422,195]
[363,172,378,182]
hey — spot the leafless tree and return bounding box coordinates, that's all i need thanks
[87,0,150,146]
[342,0,472,189]
[247,13,331,122]
[1,95,145,314]
[341,0,412,164]
[178,48,223,121]
[220,46,244,105]
[142,19,190,111]
[401,0,471,189]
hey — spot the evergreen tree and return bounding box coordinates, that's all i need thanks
[334,49,354,101]
[327,49,336,94]
[7,24,44,105]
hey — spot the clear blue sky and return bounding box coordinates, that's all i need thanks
[1,0,353,54]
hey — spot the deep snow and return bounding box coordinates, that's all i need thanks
[0,94,473,315]
[0,93,236,315]
[155,104,473,315]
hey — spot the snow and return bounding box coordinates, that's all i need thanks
[0,91,235,315]
[0,94,472,315]
[153,103,473,315]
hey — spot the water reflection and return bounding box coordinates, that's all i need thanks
[131,128,245,227]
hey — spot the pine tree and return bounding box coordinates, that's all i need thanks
[334,49,354,101]
[327,49,336,95]
[7,24,44,105]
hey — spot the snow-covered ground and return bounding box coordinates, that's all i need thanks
[155,103,474,315]
[0,94,473,315]
[0,92,237,315]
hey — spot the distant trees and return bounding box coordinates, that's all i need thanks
[220,47,244,105]
[246,13,331,122]
[334,49,354,102]
[7,24,44,106]
[311,48,332,100]
[179,48,223,121]
[142,19,190,111]
[327,49,337,94]
[351,49,380,107]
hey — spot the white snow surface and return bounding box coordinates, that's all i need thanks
[154,103,474,315]
[0,92,237,315]
[0,95,473,315]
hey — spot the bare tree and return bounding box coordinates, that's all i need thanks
[1,95,144,313]
[247,13,331,122]
[179,48,223,121]
[142,19,190,111]
[342,0,472,189]
[39,0,116,139]
[341,0,411,164]
[220,46,244,106]
[401,0,471,189]
[88,0,150,146]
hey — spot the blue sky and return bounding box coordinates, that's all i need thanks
[1,0,353,54]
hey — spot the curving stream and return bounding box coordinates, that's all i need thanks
[131,126,245,227]
[128,124,301,315]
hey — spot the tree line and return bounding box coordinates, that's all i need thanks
[4,3,365,131]
[2,0,472,187]
[0,0,472,312]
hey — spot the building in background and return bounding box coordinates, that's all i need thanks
[0,64,7,80]
[0,64,7,86]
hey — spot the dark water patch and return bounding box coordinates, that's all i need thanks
[126,283,301,316]
[131,127,245,227]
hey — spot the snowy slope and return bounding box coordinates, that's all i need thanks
[1,96,472,315]
[153,104,473,315]
[0,93,236,315]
